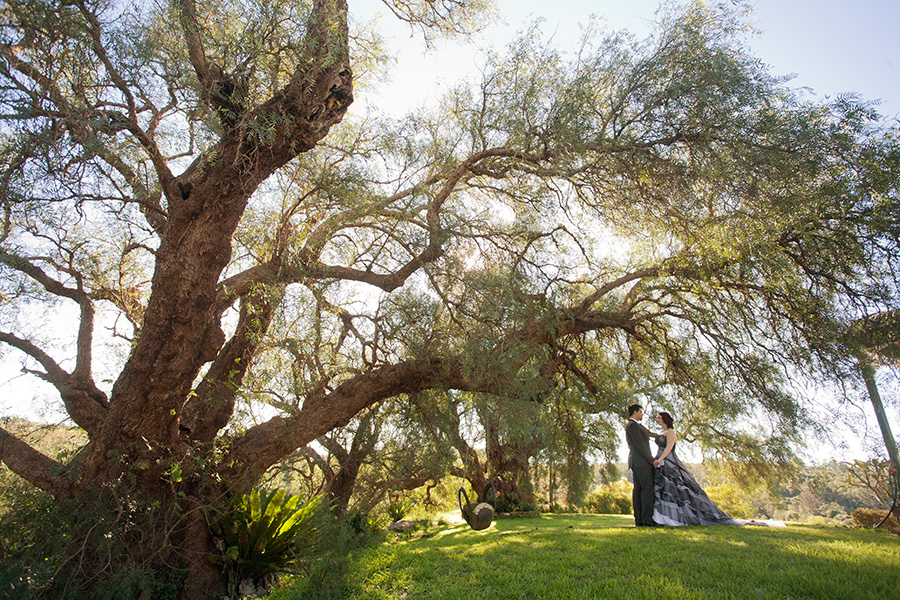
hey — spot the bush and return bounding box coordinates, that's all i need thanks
[0,476,183,600]
[583,489,631,515]
[345,509,380,538]
[268,510,386,600]
[495,490,538,513]
[386,497,412,522]
[851,508,900,534]
[0,475,65,598]
[210,489,322,597]
[582,479,632,515]
[704,483,753,519]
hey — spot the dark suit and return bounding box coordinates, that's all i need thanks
[626,418,656,526]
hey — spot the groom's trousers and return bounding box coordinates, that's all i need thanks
[632,466,655,526]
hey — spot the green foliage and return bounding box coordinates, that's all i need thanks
[582,490,631,515]
[94,565,184,600]
[344,509,379,539]
[276,509,387,600]
[704,482,755,520]
[582,479,632,515]
[0,473,183,599]
[774,461,884,523]
[211,489,322,592]
[0,422,184,599]
[0,473,63,598]
[385,497,412,522]
[494,490,538,513]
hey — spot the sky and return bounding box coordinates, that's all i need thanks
[352,0,900,122]
[2,0,898,464]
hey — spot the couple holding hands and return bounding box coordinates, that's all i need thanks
[626,403,741,528]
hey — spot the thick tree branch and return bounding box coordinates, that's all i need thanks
[0,331,108,432]
[177,0,212,101]
[219,358,472,489]
[181,287,281,442]
[574,267,660,315]
[219,264,665,488]
[0,426,74,497]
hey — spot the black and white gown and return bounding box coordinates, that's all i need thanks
[652,433,742,527]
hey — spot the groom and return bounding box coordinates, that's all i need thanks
[626,403,657,527]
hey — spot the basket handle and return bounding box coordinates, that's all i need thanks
[481,482,497,506]
[458,487,471,513]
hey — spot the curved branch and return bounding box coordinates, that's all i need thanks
[213,147,549,300]
[575,267,660,315]
[219,358,473,489]
[0,426,74,497]
[218,267,665,489]
[0,249,98,379]
[0,331,108,432]
[213,263,278,314]
[0,330,69,384]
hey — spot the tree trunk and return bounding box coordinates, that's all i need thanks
[859,360,900,475]
[181,507,227,600]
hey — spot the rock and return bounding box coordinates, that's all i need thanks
[389,519,416,532]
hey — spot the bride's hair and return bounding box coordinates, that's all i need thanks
[658,412,674,428]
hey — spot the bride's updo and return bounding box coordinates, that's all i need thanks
[658,411,674,429]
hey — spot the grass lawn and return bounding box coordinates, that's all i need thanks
[271,513,900,600]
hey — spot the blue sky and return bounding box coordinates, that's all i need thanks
[747,0,899,120]
[354,0,900,122]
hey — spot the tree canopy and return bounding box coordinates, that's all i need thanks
[0,0,898,596]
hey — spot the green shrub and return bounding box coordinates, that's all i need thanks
[345,509,380,538]
[386,497,412,522]
[0,476,183,600]
[583,479,632,515]
[704,483,754,519]
[269,509,387,600]
[495,490,538,513]
[210,489,321,596]
[0,476,63,598]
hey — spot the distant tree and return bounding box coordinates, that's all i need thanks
[1,1,898,597]
[845,458,896,507]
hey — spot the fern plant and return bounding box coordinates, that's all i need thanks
[211,489,321,592]
[386,497,412,522]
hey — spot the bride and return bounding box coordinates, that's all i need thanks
[651,411,742,527]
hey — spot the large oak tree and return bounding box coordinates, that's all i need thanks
[1,1,899,597]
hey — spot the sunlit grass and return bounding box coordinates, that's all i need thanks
[271,514,900,600]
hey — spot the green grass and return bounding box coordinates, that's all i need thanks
[271,514,900,600]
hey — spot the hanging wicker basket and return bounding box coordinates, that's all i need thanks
[458,482,496,531]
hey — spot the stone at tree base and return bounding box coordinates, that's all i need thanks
[389,520,416,532]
